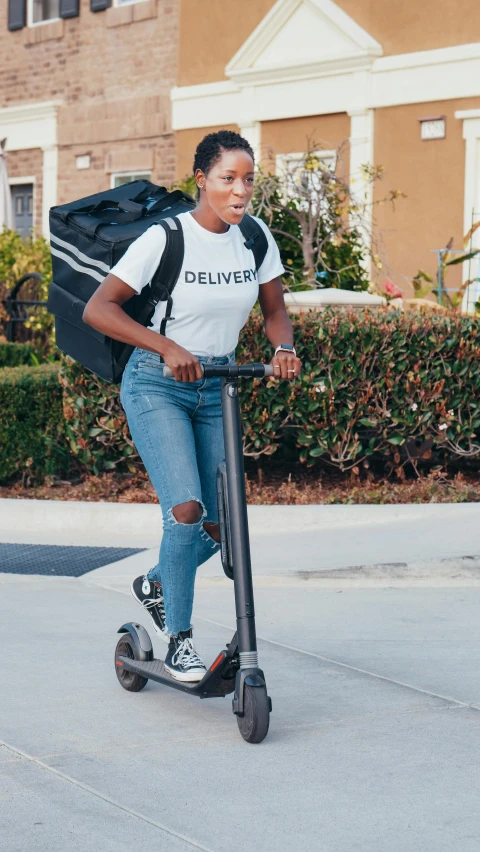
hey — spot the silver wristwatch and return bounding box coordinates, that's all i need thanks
[274,344,297,357]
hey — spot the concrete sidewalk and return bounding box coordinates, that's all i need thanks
[1,500,479,587]
[2,501,480,850]
[1,573,480,852]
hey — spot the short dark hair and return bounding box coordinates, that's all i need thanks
[193,130,254,178]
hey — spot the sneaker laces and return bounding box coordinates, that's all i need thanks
[172,637,205,670]
[141,591,165,618]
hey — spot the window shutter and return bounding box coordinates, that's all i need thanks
[90,0,111,11]
[8,0,26,30]
[59,0,80,17]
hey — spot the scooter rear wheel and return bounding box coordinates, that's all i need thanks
[237,685,270,743]
[115,633,148,692]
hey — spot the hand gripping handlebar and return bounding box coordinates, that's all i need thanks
[163,363,274,379]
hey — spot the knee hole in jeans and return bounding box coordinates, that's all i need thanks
[169,499,205,525]
[202,520,220,543]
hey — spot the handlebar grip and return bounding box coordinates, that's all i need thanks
[162,365,202,378]
[163,364,275,379]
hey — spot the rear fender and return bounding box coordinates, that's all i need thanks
[117,622,153,661]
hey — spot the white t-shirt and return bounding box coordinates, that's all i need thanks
[110,211,284,357]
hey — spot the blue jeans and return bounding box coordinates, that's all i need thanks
[120,347,234,636]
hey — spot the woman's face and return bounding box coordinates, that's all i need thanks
[197,148,255,226]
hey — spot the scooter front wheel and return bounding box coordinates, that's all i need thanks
[237,685,270,743]
[115,633,148,692]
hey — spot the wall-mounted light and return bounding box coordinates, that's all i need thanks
[76,154,91,170]
[419,116,446,141]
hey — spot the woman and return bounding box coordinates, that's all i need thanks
[83,130,302,682]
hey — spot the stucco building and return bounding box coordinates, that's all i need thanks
[174,0,480,298]
[2,0,480,297]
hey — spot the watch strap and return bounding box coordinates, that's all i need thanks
[275,344,296,357]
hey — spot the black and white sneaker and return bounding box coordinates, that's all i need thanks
[130,575,167,641]
[164,629,207,683]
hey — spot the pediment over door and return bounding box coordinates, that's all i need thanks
[226,0,383,84]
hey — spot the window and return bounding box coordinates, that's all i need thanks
[276,150,336,199]
[275,150,337,213]
[30,0,60,24]
[111,172,151,188]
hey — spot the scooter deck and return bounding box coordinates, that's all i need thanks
[116,651,239,699]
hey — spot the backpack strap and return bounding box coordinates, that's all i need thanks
[239,215,269,274]
[137,216,184,339]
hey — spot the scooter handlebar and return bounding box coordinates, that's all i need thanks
[163,363,274,379]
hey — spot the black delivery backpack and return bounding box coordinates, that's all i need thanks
[47,180,268,383]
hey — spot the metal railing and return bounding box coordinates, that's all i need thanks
[2,273,47,342]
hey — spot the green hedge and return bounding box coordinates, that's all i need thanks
[58,359,137,475]
[237,308,480,470]
[0,364,67,483]
[0,342,36,368]
[2,309,480,483]
[56,308,480,478]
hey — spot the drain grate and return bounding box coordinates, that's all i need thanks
[0,543,146,577]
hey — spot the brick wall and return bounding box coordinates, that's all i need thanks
[1,0,179,213]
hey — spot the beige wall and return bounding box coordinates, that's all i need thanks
[261,113,350,174]
[337,0,480,57]
[178,0,480,88]
[374,97,480,292]
[178,0,276,86]
[176,124,241,180]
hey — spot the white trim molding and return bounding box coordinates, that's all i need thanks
[239,121,262,162]
[348,109,374,277]
[226,0,382,86]
[0,101,60,238]
[8,175,36,185]
[172,37,480,132]
[455,109,480,311]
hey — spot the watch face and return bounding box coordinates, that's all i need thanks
[280,344,294,350]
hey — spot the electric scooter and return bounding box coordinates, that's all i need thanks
[114,362,274,744]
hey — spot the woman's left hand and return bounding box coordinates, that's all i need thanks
[270,351,302,381]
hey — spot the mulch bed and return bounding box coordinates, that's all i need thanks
[1,466,479,504]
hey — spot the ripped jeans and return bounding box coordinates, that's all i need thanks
[120,347,234,636]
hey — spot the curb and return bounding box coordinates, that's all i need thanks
[1,498,479,548]
[76,554,480,591]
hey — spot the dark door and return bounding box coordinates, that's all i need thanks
[11,184,34,238]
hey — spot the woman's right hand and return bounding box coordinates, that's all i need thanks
[162,342,203,383]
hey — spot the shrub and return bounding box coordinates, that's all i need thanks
[56,309,480,479]
[0,342,36,368]
[0,229,53,351]
[58,356,138,475]
[237,307,480,472]
[0,364,67,483]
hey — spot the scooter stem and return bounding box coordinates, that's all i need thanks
[220,376,258,668]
